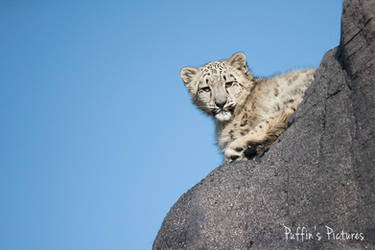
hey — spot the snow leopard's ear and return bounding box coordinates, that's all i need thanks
[228,52,248,73]
[180,66,199,87]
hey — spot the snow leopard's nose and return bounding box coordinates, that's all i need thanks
[215,99,227,109]
[214,84,227,109]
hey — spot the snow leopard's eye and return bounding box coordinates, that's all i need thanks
[225,81,234,88]
[201,86,211,92]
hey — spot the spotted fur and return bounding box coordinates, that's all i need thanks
[181,52,315,162]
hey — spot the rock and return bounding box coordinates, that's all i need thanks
[153,0,375,248]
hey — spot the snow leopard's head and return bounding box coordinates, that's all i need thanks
[180,52,255,122]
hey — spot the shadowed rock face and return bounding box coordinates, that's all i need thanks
[153,0,375,249]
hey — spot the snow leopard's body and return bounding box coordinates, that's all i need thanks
[180,52,315,162]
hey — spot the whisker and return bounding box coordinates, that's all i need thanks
[195,106,215,109]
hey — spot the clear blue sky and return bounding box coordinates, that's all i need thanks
[0,1,342,249]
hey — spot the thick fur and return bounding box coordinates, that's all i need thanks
[181,52,315,162]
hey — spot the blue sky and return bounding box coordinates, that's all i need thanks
[0,1,342,249]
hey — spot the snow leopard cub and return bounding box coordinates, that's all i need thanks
[180,52,315,162]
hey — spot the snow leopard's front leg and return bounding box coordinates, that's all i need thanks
[224,110,292,162]
[224,129,267,162]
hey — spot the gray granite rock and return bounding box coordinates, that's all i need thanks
[153,0,375,248]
